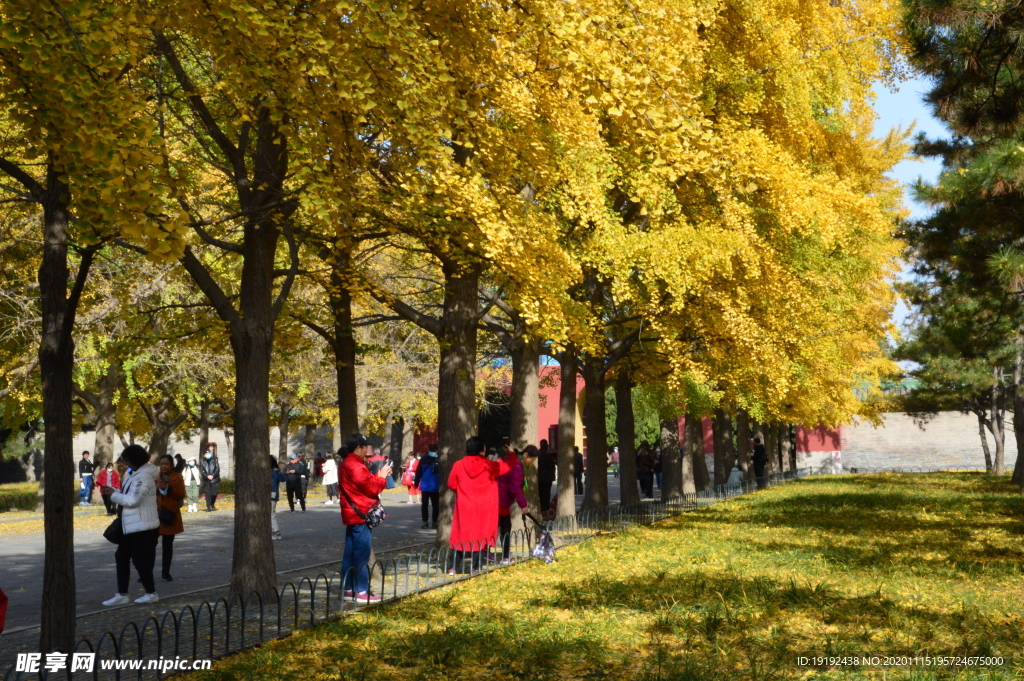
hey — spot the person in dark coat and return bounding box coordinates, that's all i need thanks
[173,454,187,474]
[414,444,441,529]
[752,437,768,488]
[536,439,556,513]
[636,442,656,498]
[199,449,220,512]
[285,452,309,512]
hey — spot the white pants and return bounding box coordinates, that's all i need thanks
[271,498,279,533]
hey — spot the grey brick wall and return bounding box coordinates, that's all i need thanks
[840,412,1013,469]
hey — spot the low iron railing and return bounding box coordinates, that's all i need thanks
[2,466,828,681]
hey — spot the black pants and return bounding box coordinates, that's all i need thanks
[639,472,654,497]
[203,480,219,509]
[287,483,305,511]
[421,491,439,524]
[449,550,484,574]
[499,514,512,560]
[101,493,116,515]
[326,483,338,500]
[116,528,159,594]
[538,477,553,513]
[574,475,584,495]
[754,465,766,489]
[161,534,175,577]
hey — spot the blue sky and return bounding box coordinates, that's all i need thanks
[871,74,951,330]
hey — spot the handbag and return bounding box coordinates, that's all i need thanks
[158,507,176,525]
[103,517,125,544]
[340,484,388,529]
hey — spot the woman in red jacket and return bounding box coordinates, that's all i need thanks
[338,433,391,602]
[95,462,121,516]
[447,436,511,574]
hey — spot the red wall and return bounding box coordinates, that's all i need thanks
[411,366,841,454]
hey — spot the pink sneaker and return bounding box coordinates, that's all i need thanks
[343,589,355,598]
[354,592,381,603]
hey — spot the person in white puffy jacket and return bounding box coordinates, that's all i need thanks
[322,454,339,505]
[100,445,161,606]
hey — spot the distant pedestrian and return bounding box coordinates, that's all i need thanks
[314,452,326,484]
[402,453,421,504]
[101,445,160,606]
[173,454,187,474]
[96,463,120,516]
[752,437,768,488]
[285,453,308,512]
[200,449,220,512]
[270,456,285,540]
[573,446,584,496]
[183,458,202,512]
[537,439,555,513]
[447,436,512,574]
[156,455,185,582]
[322,453,339,505]
[654,447,663,490]
[637,442,656,498]
[339,434,391,603]
[415,444,440,529]
[79,451,94,506]
[609,446,620,478]
[726,465,744,487]
[497,446,530,563]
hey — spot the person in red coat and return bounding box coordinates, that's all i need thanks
[339,433,391,602]
[447,436,512,574]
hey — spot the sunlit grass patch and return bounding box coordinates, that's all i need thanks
[189,473,1024,681]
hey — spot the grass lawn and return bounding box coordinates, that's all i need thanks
[190,473,1024,681]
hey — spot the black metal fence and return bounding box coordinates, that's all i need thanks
[5,464,919,681]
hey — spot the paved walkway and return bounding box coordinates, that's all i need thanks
[0,486,440,633]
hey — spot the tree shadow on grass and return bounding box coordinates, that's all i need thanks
[642,474,1024,577]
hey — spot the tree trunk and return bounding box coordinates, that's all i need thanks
[681,420,696,496]
[660,418,683,500]
[389,415,404,469]
[304,423,316,459]
[687,414,711,492]
[381,412,394,463]
[198,398,211,456]
[580,359,609,510]
[991,371,1005,476]
[765,422,781,477]
[277,391,292,462]
[330,262,360,437]
[509,335,540,451]
[615,371,640,506]
[92,363,119,469]
[38,172,78,654]
[1012,341,1024,489]
[434,261,482,545]
[977,412,993,473]
[736,409,751,478]
[401,416,415,460]
[509,335,541,527]
[556,347,578,518]
[712,408,731,486]
[780,424,794,473]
